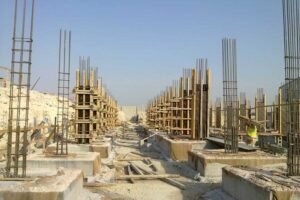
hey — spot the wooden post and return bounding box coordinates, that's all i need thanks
[238,96,241,131]
[76,70,80,88]
[90,69,94,88]
[191,69,196,139]
[263,94,267,131]
[216,101,222,128]
[205,68,211,138]
[278,88,282,134]
[180,77,184,135]
[187,74,190,135]
[255,96,258,122]
[168,86,172,133]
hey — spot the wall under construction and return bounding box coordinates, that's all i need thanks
[146,59,210,140]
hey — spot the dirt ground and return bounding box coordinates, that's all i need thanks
[86,124,220,200]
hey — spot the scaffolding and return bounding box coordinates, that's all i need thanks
[222,38,239,153]
[6,0,35,177]
[282,0,300,176]
[56,30,71,155]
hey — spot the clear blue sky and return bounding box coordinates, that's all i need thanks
[0,0,283,106]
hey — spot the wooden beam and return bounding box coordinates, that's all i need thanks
[117,158,148,161]
[127,165,135,184]
[116,174,180,180]
[205,68,211,138]
[278,88,282,134]
[129,162,144,175]
[135,163,185,190]
[191,68,196,140]
[83,182,116,187]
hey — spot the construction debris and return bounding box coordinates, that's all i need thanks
[1,1,299,200]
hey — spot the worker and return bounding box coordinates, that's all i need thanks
[246,123,257,147]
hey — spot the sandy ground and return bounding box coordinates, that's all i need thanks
[86,124,221,200]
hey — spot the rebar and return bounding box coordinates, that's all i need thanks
[222,38,239,153]
[282,0,300,176]
[6,0,35,178]
[56,30,71,155]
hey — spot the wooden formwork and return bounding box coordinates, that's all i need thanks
[239,97,249,132]
[74,68,118,144]
[211,89,284,135]
[146,63,210,140]
[215,103,222,129]
[255,93,267,132]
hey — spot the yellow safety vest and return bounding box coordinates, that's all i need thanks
[247,126,257,138]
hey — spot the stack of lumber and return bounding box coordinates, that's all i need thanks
[116,152,185,190]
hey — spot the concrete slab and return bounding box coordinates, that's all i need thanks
[188,150,286,177]
[0,169,83,200]
[154,134,219,161]
[46,140,112,158]
[46,144,90,153]
[222,166,300,200]
[89,142,111,158]
[27,152,101,177]
[206,137,257,151]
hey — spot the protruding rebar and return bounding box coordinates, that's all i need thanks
[56,29,71,155]
[282,0,300,176]
[6,0,35,178]
[222,38,239,153]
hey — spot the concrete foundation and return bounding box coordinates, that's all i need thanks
[188,150,286,177]
[222,166,300,200]
[154,134,219,161]
[0,169,83,200]
[46,144,89,153]
[46,139,111,158]
[27,152,101,176]
[89,143,111,158]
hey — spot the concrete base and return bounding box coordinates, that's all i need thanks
[89,143,111,158]
[222,166,300,200]
[0,169,83,200]
[27,152,101,177]
[154,134,219,161]
[46,144,89,153]
[188,150,286,177]
[46,140,111,158]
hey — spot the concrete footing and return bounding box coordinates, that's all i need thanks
[46,140,112,159]
[188,150,286,177]
[154,134,218,161]
[0,169,83,200]
[222,166,300,200]
[89,142,111,158]
[27,152,101,176]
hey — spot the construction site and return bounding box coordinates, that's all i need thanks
[0,0,299,200]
